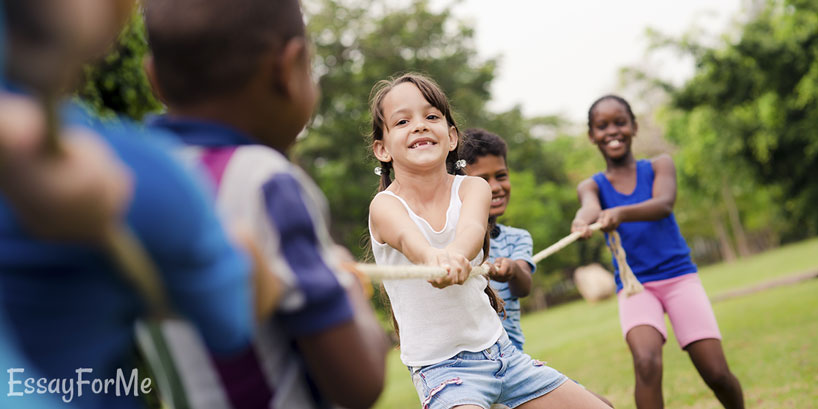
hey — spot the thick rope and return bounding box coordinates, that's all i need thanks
[351,222,643,297]
[606,230,644,297]
[344,262,492,281]
[532,222,602,263]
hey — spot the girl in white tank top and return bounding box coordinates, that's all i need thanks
[366,74,610,409]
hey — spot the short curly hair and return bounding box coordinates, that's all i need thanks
[461,128,507,165]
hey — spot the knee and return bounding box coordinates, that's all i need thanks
[632,352,662,382]
[700,365,733,390]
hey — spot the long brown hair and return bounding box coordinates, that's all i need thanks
[368,73,504,337]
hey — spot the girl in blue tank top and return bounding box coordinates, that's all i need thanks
[572,95,745,409]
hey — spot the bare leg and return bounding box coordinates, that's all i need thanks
[516,380,610,409]
[686,339,744,409]
[587,389,614,408]
[626,325,664,409]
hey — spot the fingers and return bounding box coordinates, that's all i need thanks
[571,219,594,240]
[427,251,471,288]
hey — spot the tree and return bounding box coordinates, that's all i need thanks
[669,0,818,241]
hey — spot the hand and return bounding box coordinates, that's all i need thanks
[488,257,516,282]
[571,218,594,239]
[0,95,133,242]
[597,208,623,232]
[229,226,282,322]
[425,248,471,289]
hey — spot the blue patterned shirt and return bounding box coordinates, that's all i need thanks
[488,223,536,351]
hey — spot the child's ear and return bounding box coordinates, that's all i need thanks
[372,140,391,163]
[143,54,168,105]
[448,126,458,151]
[276,37,309,98]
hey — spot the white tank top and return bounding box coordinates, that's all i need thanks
[370,175,504,367]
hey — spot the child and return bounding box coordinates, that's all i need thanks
[368,73,608,409]
[0,1,258,408]
[572,95,744,409]
[142,0,388,407]
[461,128,534,352]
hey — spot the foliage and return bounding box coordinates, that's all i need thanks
[666,0,818,241]
[78,11,161,120]
[299,0,601,294]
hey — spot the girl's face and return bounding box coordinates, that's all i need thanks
[588,98,637,161]
[374,82,457,172]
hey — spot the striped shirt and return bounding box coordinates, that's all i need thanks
[489,224,536,351]
[147,117,354,409]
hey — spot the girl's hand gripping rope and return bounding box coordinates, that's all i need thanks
[425,248,472,288]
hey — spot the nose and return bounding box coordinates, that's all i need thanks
[412,118,429,133]
[488,178,502,193]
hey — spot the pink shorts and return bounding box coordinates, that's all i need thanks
[618,273,721,349]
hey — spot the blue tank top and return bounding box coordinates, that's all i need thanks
[592,159,696,291]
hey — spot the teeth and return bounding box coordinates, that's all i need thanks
[410,141,434,149]
[608,140,622,148]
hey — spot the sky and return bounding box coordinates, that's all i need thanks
[427,0,744,122]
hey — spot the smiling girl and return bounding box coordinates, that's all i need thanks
[572,95,744,409]
[367,73,607,409]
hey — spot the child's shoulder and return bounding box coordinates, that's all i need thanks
[647,154,676,178]
[458,174,491,197]
[576,176,600,192]
[649,153,674,167]
[495,223,532,240]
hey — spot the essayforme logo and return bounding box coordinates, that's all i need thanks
[6,368,152,403]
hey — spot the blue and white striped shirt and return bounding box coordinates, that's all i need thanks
[488,224,536,351]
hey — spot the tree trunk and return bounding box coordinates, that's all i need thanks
[712,210,737,263]
[721,176,751,257]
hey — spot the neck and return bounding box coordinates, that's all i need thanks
[167,99,291,153]
[390,164,452,203]
[605,152,636,172]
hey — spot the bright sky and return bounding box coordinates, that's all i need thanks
[428,0,744,122]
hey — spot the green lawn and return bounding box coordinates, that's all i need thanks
[372,238,818,408]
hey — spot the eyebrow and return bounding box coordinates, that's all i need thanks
[387,103,438,122]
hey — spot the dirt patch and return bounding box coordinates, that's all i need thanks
[711,270,818,303]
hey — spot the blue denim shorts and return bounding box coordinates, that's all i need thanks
[409,332,568,409]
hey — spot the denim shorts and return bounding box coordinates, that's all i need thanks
[409,332,568,409]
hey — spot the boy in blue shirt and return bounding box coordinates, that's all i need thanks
[142,0,388,407]
[462,128,535,351]
[0,1,259,407]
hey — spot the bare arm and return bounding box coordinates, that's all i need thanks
[369,193,436,264]
[447,176,491,260]
[296,280,388,409]
[571,178,602,239]
[489,258,532,297]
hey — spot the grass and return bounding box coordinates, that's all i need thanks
[372,238,818,408]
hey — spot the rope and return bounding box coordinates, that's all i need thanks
[343,262,492,282]
[350,222,643,297]
[606,230,644,297]
[532,222,602,263]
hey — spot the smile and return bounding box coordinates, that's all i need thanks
[409,139,437,149]
[606,139,623,148]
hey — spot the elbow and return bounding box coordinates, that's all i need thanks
[659,202,674,219]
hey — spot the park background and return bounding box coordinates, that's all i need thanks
[78,0,817,407]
